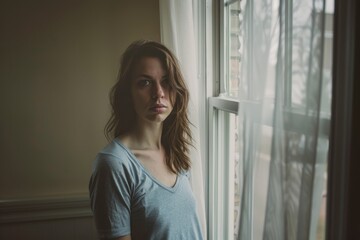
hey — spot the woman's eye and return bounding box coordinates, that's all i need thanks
[138,79,151,87]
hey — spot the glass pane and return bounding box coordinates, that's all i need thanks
[225,0,242,98]
[215,110,239,240]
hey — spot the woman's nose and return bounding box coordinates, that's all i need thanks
[152,83,164,99]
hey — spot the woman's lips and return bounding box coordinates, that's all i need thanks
[150,104,167,113]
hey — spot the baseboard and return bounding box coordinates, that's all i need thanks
[0,195,92,224]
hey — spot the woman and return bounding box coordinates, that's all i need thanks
[89,40,203,240]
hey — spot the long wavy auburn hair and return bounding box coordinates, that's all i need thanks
[105,40,193,174]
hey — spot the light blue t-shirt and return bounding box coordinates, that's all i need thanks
[89,139,203,240]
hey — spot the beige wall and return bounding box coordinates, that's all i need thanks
[0,0,160,200]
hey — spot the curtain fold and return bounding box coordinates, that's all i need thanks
[159,0,207,238]
[237,0,331,239]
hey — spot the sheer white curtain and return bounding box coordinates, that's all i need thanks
[236,0,331,239]
[159,0,207,238]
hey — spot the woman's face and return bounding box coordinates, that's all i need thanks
[130,57,174,125]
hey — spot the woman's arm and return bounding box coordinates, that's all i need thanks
[90,155,133,240]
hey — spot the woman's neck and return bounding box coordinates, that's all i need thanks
[121,122,163,150]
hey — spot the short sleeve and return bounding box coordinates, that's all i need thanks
[89,153,133,239]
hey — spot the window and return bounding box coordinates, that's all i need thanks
[207,0,334,239]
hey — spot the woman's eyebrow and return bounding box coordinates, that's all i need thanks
[135,74,154,79]
[135,74,169,80]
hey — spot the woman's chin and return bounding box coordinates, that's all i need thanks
[142,113,170,124]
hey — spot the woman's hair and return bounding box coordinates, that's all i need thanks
[105,40,193,173]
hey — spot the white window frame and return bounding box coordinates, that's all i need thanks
[205,0,241,238]
[204,0,333,240]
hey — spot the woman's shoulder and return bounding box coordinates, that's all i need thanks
[99,138,129,157]
[93,139,136,171]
